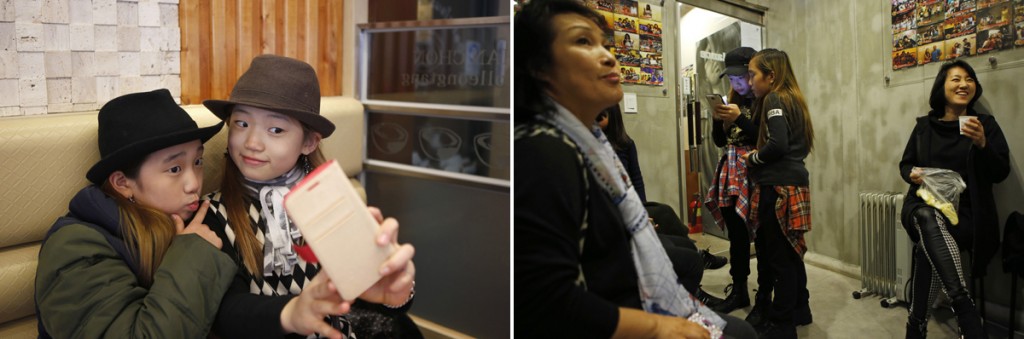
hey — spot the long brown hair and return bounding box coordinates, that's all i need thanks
[99,161,177,288]
[750,49,814,152]
[220,122,326,276]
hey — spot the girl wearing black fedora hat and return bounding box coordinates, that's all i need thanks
[200,55,418,339]
[35,89,234,337]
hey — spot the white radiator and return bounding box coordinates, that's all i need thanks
[853,192,914,308]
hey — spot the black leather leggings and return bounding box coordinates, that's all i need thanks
[907,207,970,324]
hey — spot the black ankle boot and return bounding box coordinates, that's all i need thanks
[951,296,987,339]
[746,290,772,330]
[905,315,927,339]
[712,282,750,313]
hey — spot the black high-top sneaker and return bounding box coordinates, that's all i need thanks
[696,286,725,308]
[702,248,728,270]
[712,282,750,313]
[745,290,772,331]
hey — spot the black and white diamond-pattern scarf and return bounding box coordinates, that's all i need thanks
[207,191,356,339]
[242,166,306,277]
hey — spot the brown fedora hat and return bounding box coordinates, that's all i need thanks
[87,89,224,184]
[203,54,336,137]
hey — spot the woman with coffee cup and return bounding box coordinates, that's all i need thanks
[898,60,1010,338]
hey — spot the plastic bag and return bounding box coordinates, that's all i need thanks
[915,167,966,225]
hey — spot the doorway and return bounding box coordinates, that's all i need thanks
[675,1,764,239]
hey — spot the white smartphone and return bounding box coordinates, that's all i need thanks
[706,94,728,107]
[284,160,395,300]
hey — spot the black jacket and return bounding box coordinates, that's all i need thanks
[899,113,1010,277]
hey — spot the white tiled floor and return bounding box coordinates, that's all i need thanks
[692,233,964,339]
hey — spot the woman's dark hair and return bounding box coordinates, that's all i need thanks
[928,59,983,118]
[514,0,610,125]
[601,104,633,151]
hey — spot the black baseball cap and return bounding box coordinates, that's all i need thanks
[719,47,757,78]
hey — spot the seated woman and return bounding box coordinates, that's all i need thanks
[899,60,1009,339]
[35,89,234,337]
[514,1,755,338]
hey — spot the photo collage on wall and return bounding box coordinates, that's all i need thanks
[587,0,664,86]
[892,0,1024,70]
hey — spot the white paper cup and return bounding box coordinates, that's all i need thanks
[958,115,973,135]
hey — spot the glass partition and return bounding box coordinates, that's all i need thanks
[363,25,509,108]
[359,17,510,188]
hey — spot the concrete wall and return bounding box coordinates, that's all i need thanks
[623,0,683,212]
[763,0,1024,327]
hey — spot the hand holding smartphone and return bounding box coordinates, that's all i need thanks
[284,160,395,300]
[706,94,728,108]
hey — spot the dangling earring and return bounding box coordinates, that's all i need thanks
[128,196,136,203]
[302,154,313,174]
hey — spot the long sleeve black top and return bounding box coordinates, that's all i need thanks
[515,122,643,338]
[615,140,647,202]
[747,92,811,186]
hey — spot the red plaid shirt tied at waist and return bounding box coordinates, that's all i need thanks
[705,145,754,229]
[749,185,812,256]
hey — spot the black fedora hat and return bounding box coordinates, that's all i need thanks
[86,89,224,184]
[203,54,336,137]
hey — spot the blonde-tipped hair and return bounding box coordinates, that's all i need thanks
[100,180,177,288]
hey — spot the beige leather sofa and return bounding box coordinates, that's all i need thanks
[0,97,365,338]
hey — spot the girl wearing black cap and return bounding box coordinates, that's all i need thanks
[704,46,770,318]
[35,89,234,338]
[201,55,417,339]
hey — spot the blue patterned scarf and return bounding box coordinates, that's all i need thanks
[539,100,726,331]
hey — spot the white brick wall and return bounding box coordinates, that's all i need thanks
[2,0,181,116]
[0,22,15,51]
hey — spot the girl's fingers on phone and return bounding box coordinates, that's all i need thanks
[380,244,415,276]
[367,206,384,224]
[377,218,399,245]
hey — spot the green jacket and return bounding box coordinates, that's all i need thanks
[35,187,237,338]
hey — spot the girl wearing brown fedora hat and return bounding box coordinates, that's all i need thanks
[201,55,418,339]
[35,89,234,337]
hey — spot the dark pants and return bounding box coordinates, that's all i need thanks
[722,205,751,285]
[720,312,758,339]
[659,234,703,293]
[755,187,809,324]
[753,218,775,297]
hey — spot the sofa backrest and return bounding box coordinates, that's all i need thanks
[0,96,364,337]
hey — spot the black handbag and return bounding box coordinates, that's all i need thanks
[1003,211,1024,273]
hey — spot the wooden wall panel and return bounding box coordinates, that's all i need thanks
[179,0,345,105]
